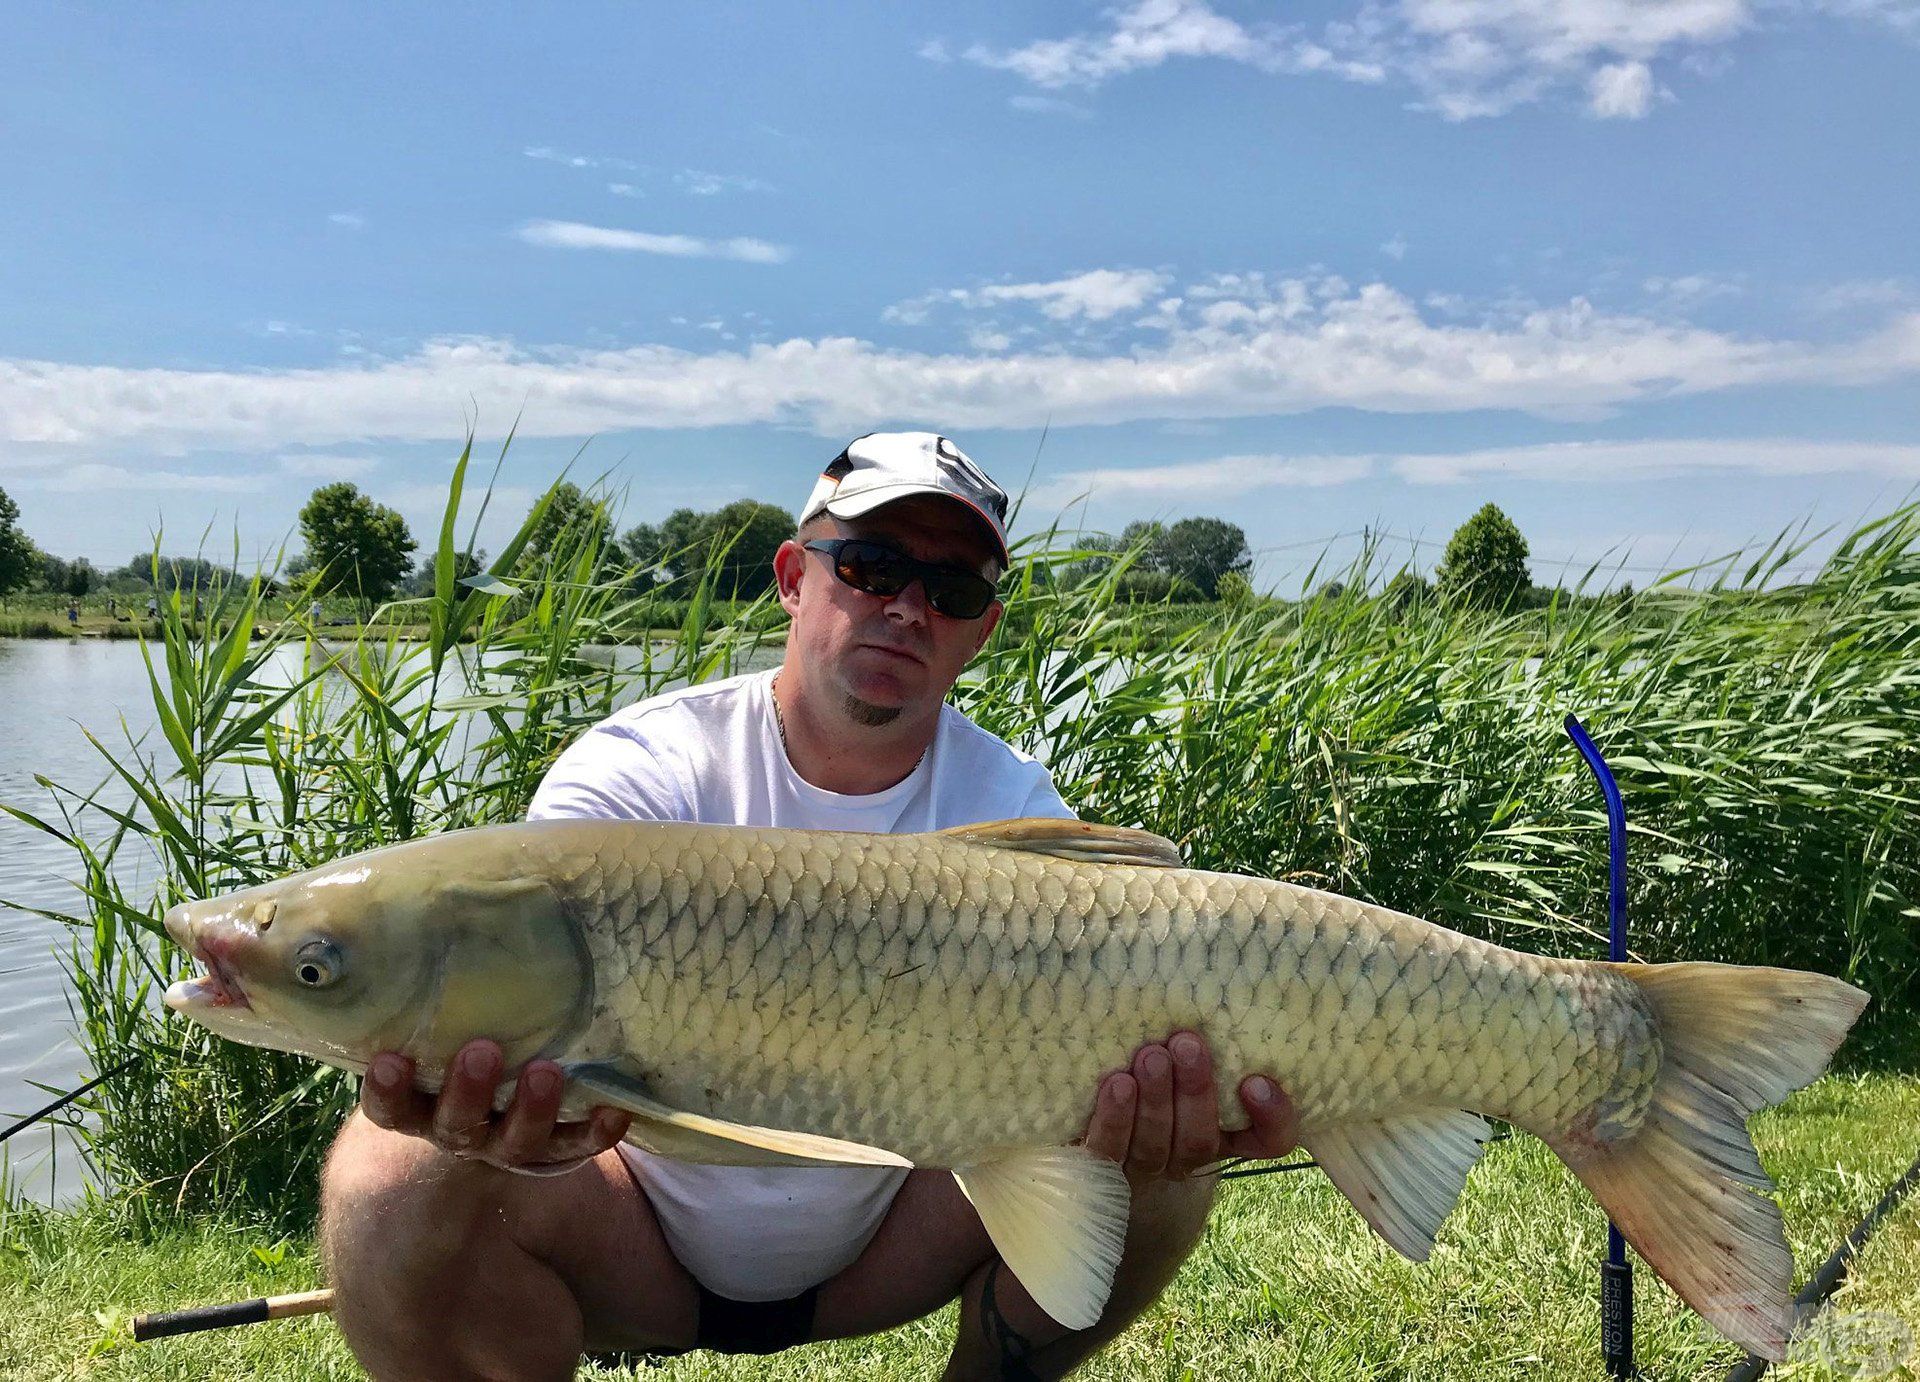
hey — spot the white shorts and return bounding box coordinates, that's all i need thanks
[619,1146,911,1301]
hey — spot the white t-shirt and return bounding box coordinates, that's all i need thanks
[527,668,1074,1301]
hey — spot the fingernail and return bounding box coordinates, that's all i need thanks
[1142,1048,1169,1077]
[371,1056,402,1089]
[1172,1033,1204,1068]
[460,1047,497,1079]
[525,1068,559,1100]
[1247,1076,1274,1104]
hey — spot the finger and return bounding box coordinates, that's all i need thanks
[1126,1043,1174,1178]
[1221,1076,1302,1161]
[541,1108,635,1164]
[1166,1031,1221,1177]
[493,1060,567,1166]
[431,1040,503,1153]
[1081,1072,1136,1164]
[360,1053,433,1133]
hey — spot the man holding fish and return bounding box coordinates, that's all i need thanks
[319,433,1302,1380]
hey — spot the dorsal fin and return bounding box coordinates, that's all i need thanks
[935,818,1184,868]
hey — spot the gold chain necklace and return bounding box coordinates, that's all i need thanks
[770,675,790,751]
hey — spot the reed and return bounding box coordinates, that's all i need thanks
[6,451,1916,1228]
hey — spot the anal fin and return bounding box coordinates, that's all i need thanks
[953,1146,1131,1332]
[1303,1108,1490,1260]
[567,1061,912,1170]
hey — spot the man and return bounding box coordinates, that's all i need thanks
[321,432,1297,1381]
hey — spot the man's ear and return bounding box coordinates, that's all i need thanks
[773,539,807,617]
[971,599,1004,653]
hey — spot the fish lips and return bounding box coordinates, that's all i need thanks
[162,905,253,1013]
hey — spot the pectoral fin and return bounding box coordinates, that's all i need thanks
[567,1061,913,1170]
[1303,1108,1490,1260]
[952,1146,1131,1331]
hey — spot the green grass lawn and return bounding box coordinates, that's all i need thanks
[3,1071,1914,1381]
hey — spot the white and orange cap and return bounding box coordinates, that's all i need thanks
[801,432,1011,564]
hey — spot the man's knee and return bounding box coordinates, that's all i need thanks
[322,1112,476,1272]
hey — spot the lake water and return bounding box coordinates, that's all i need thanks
[0,636,780,1205]
[0,639,162,1204]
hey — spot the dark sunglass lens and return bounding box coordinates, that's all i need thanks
[837,541,910,596]
[924,572,995,619]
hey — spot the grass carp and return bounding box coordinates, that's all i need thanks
[163,816,1868,1358]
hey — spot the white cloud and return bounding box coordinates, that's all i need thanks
[514,219,789,264]
[1034,453,1377,504]
[274,453,380,480]
[19,462,266,494]
[952,0,1383,88]
[1588,61,1656,117]
[524,145,636,171]
[1806,278,1916,314]
[939,0,1912,119]
[1008,94,1094,118]
[1642,273,1745,305]
[1033,438,1920,505]
[890,268,1173,324]
[676,170,774,196]
[1811,0,1920,33]
[1390,438,1920,482]
[1381,235,1408,261]
[2,287,1916,452]
[607,182,641,197]
[327,212,366,230]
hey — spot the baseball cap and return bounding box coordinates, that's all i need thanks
[801,432,1011,565]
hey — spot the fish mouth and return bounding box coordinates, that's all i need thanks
[174,941,252,1011]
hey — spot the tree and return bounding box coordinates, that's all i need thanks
[520,483,610,573]
[297,483,416,612]
[122,554,234,593]
[1118,520,1168,573]
[1437,503,1530,611]
[1216,571,1255,606]
[1383,570,1432,614]
[0,487,37,609]
[701,500,794,598]
[622,502,795,597]
[407,548,485,597]
[62,558,97,598]
[1159,517,1251,599]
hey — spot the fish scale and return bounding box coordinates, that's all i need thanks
[528,822,1632,1164]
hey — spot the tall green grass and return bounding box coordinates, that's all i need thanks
[6,458,1917,1230]
[962,514,1920,1054]
[3,443,780,1227]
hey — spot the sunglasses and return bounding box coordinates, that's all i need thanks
[802,539,1000,620]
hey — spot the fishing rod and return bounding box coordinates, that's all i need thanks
[1723,1141,1920,1382]
[0,1054,139,1146]
[1565,712,1635,1380]
[133,1289,335,1341]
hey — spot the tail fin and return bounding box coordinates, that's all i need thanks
[1549,962,1869,1361]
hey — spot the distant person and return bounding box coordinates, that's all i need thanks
[107,595,117,620]
[146,595,158,620]
[66,599,78,625]
[309,598,322,623]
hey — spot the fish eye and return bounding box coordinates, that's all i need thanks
[293,939,343,989]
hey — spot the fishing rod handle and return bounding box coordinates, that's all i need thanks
[132,1288,334,1341]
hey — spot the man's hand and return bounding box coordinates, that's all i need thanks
[1082,1031,1297,1183]
[359,1038,632,1173]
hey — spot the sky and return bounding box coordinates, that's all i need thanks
[1,0,1916,589]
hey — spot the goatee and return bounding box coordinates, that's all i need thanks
[843,693,902,727]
